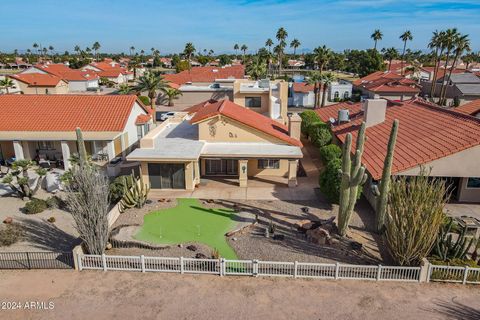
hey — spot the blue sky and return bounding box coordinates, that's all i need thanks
[1,0,479,54]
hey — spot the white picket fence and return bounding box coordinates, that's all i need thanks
[78,254,423,282]
[428,264,480,285]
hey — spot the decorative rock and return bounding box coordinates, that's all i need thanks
[295,219,312,229]
[186,245,198,252]
[195,253,208,259]
[3,217,13,224]
[105,243,113,250]
[178,244,183,248]
[301,207,310,214]
[206,199,215,203]
[306,227,330,245]
[232,237,237,241]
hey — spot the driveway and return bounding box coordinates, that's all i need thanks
[0,270,479,320]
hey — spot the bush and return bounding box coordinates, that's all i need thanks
[46,196,65,209]
[299,110,321,136]
[109,175,133,203]
[24,198,48,214]
[308,122,332,148]
[0,223,24,246]
[47,217,56,223]
[319,158,342,203]
[320,144,342,163]
[138,95,150,106]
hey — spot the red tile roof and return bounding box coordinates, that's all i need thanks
[353,71,420,94]
[188,99,302,147]
[164,65,245,86]
[454,99,480,116]
[292,82,316,93]
[0,95,146,132]
[135,114,152,125]
[10,73,64,87]
[315,98,480,179]
[34,64,99,81]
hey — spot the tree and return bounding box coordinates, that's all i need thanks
[383,47,399,71]
[320,72,336,107]
[385,169,447,266]
[117,83,131,95]
[133,71,169,122]
[313,45,332,74]
[276,27,288,73]
[48,45,54,58]
[1,160,47,199]
[344,49,384,77]
[246,56,267,80]
[163,87,183,106]
[233,44,239,59]
[183,42,196,70]
[307,71,322,108]
[371,29,383,50]
[399,30,413,75]
[265,38,273,53]
[438,28,459,105]
[0,77,15,94]
[240,44,248,62]
[92,41,101,61]
[441,33,470,105]
[130,46,135,56]
[129,58,140,79]
[428,30,446,99]
[290,38,301,58]
[74,45,81,57]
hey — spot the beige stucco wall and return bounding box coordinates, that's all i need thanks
[162,90,233,108]
[457,177,480,203]
[197,115,287,144]
[15,80,69,94]
[199,158,289,178]
[140,160,196,191]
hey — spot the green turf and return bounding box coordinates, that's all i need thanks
[134,198,239,259]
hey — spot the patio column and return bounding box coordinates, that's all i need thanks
[106,140,116,160]
[185,161,194,191]
[194,160,200,184]
[288,159,298,188]
[238,159,248,187]
[13,140,24,160]
[61,141,71,170]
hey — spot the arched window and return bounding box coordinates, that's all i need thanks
[343,91,349,99]
[334,91,339,99]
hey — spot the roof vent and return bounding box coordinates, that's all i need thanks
[212,69,218,73]
[338,109,350,123]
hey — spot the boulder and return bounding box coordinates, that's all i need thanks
[45,172,62,193]
[3,217,13,224]
[295,219,312,229]
[105,243,113,250]
[186,245,197,252]
[195,253,208,259]
[306,227,330,245]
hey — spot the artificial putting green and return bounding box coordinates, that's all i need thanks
[134,198,239,259]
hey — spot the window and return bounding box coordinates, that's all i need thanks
[37,141,53,150]
[137,126,143,140]
[258,159,280,169]
[334,91,340,99]
[343,91,349,99]
[245,97,261,108]
[144,123,150,135]
[467,178,480,189]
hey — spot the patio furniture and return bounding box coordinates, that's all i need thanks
[38,159,51,169]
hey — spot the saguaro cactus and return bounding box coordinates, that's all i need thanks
[337,122,367,236]
[76,127,88,165]
[373,120,399,233]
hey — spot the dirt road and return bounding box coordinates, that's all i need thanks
[1,270,479,319]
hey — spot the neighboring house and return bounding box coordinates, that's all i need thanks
[421,73,480,106]
[83,61,133,84]
[289,81,353,108]
[20,63,100,92]
[287,59,306,68]
[416,67,464,82]
[353,71,420,101]
[0,95,151,169]
[127,99,303,190]
[315,98,480,204]
[0,75,22,94]
[160,58,172,68]
[454,99,480,118]
[9,73,69,94]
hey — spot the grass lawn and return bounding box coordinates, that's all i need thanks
[135,198,239,259]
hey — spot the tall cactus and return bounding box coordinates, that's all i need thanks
[76,127,88,165]
[337,122,367,236]
[373,120,399,233]
[434,217,478,260]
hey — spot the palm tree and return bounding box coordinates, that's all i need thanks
[246,56,267,80]
[399,30,413,75]
[42,47,48,58]
[117,83,131,94]
[92,42,101,61]
[163,87,183,106]
[383,47,399,71]
[240,44,248,62]
[48,45,54,59]
[0,77,15,94]
[265,38,274,53]
[428,30,446,99]
[307,71,322,108]
[233,44,239,59]
[26,49,31,62]
[183,42,196,71]
[85,47,92,59]
[371,29,383,50]
[320,72,336,107]
[133,72,169,123]
[441,33,470,105]
[129,46,135,56]
[32,43,39,57]
[276,27,288,74]
[129,58,140,79]
[290,39,301,58]
[438,28,459,104]
[313,45,332,74]
[74,45,81,58]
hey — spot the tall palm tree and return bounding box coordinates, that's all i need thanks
[265,39,274,53]
[133,71,169,123]
[74,45,81,58]
[313,45,332,74]
[240,44,248,62]
[0,77,15,94]
[307,71,322,109]
[48,45,54,58]
[371,29,383,50]
[320,72,336,107]
[383,47,399,71]
[399,30,413,75]
[428,30,446,99]
[233,44,239,59]
[129,46,135,56]
[438,28,459,104]
[290,39,301,58]
[183,42,196,70]
[276,27,288,74]
[32,43,39,58]
[441,33,470,105]
[92,42,101,61]
[163,87,183,106]
[246,56,267,80]
[26,49,31,62]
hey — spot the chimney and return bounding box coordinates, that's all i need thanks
[362,99,387,127]
[288,113,302,140]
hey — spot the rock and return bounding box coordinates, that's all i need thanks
[158,198,166,202]
[301,207,310,214]
[351,241,363,250]
[306,227,330,245]
[3,217,13,224]
[326,237,339,245]
[186,245,197,252]
[105,243,113,250]
[295,219,312,229]
[195,253,208,259]
[206,199,215,203]
[45,172,62,193]
[232,237,237,241]
[178,244,183,248]
[273,234,284,241]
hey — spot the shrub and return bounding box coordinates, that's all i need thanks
[319,144,342,163]
[319,158,342,203]
[308,122,332,148]
[138,95,150,106]
[46,196,65,209]
[299,110,321,136]
[211,248,220,259]
[0,223,24,246]
[24,198,48,214]
[47,217,56,223]
[109,175,133,203]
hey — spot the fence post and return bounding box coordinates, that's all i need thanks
[141,255,145,273]
[180,257,184,274]
[426,263,432,283]
[77,253,83,271]
[26,252,31,270]
[463,267,469,285]
[219,259,224,277]
[294,261,298,279]
[377,265,382,281]
[253,259,259,277]
[102,254,107,272]
[335,262,340,280]
[419,258,431,283]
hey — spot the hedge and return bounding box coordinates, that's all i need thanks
[319,144,342,163]
[300,110,321,136]
[308,122,332,148]
[319,158,342,204]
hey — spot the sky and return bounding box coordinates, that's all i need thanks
[1,0,479,54]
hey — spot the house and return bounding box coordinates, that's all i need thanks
[9,73,69,94]
[0,95,152,169]
[289,80,353,108]
[127,99,303,190]
[287,59,306,68]
[315,98,480,204]
[353,71,420,101]
[160,58,172,68]
[416,66,464,82]
[421,73,480,106]
[83,61,133,84]
[454,99,480,118]
[0,75,22,94]
[20,63,100,92]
